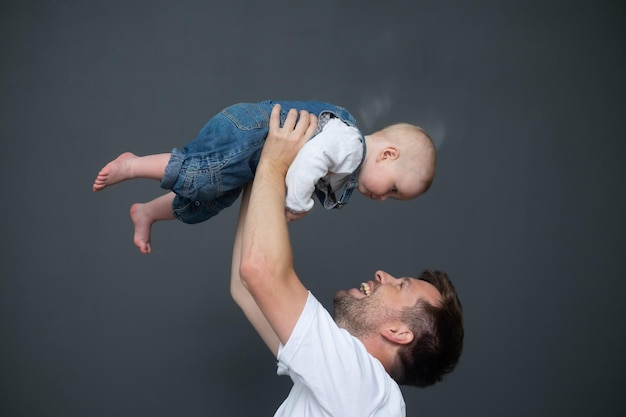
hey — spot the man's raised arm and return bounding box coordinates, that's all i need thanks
[230,184,282,356]
[239,104,318,345]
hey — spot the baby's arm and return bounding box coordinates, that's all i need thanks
[285,141,329,214]
[285,118,362,215]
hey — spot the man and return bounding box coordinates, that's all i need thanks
[230,105,463,416]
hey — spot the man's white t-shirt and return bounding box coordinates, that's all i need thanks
[274,292,406,417]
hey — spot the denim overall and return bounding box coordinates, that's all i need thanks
[161,100,366,224]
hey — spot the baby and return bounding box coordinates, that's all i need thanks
[93,101,435,253]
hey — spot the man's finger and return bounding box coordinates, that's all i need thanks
[304,114,318,140]
[282,108,299,131]
[269,104,281,134]
[292,110,311,136]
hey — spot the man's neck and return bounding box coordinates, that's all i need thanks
[359,334,397,376]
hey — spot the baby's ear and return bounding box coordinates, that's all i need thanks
[379,146,399,161]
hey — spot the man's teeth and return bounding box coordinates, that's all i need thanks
[360,282,371,296]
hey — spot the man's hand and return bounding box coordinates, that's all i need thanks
[259,104,318,175]
[285,209,309,222]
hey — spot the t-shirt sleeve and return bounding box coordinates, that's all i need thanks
[277,292,404,417]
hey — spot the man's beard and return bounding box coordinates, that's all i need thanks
[333,290,399,338]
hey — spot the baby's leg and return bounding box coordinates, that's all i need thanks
[130,192,176,254]
[93,152,171,192]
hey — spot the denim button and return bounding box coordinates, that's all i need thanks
[195,201,201,206]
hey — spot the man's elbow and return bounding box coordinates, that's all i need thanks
[239,254,267,290]
[230,272,246,305]
[240,249,291,291]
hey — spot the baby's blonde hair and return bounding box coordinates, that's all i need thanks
[379,123,436,192]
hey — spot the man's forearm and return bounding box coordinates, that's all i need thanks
[242,161,294,280]
[238,105,316,345]
[240,106,311,286]
[230,185,280,356]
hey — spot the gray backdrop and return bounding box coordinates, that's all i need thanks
[1,1,624,416]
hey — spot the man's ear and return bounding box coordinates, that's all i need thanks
[377,146,399,162]
[381,322,414,345]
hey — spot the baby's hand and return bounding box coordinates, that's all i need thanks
[285,209,308,222]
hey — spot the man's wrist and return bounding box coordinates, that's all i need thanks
[257,159,289,182]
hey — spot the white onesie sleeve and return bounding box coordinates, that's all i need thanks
[285,118,363,213]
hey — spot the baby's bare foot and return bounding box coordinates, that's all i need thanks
[93,152,138,192]
[130,203,153,254]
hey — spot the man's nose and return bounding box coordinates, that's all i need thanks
[375,270,393,283]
